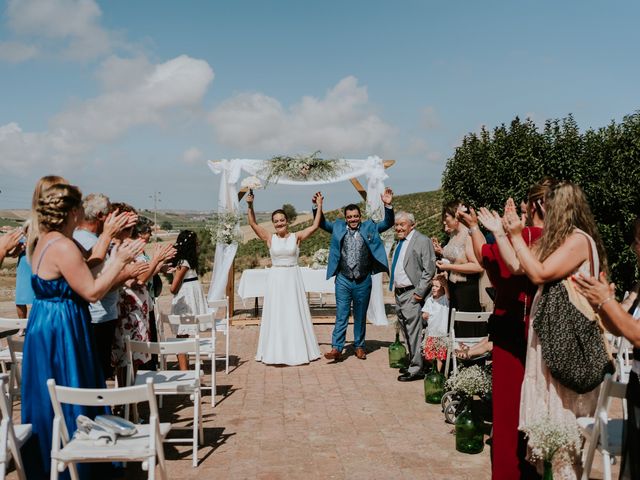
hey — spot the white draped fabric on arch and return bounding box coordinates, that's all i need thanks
[206,155,392,325]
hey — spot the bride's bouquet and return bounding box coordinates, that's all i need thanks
[241,176,263,193]
[311,248,329,269]
[523,416,581,464]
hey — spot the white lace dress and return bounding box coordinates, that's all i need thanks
[170,260,208,335]
[519,230,601,479]
[255,234,321,365]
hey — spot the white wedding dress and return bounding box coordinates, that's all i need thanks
[255,233,321,365]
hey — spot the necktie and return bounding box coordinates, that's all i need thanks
[389,239,405,291]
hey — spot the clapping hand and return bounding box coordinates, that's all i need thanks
[153,242,176,264]
[103,209,135,238]
[477,207,504,235]
[381,187,393,206]
[246,191,255,206]
[456,207,478,229]
[0,228,24,258]
[503,201,524,237]
[432,237,443,256]
[115,238,145,264]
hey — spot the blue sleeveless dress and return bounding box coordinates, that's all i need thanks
[21,239,107,479]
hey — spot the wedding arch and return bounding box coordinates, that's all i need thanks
[206,155,395,325]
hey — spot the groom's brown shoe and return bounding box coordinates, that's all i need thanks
[324,348,342,361]
[355,347,367,360]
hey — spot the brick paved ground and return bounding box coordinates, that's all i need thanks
[1,298,618,479]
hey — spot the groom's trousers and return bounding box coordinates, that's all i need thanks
[332,273,372,351]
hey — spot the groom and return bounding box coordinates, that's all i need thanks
[312,188,394,361]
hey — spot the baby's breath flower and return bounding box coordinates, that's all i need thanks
[523,416,581,462]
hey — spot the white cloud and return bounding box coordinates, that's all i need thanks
[208,76,395,155]
[181,147,203,164]
[4,0,114,60]
[0,55,215,173]
[0,41,38,62]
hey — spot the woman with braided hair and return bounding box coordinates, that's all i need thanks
[21,183,144,479]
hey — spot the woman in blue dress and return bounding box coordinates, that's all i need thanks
[15,224,35,322]
[22,183,144,479]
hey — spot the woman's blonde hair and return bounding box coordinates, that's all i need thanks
[525,177,557,226]
[27,175,69,260]
[36,184,83,233]
[536,181,608,274]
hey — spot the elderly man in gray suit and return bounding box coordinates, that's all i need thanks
[390,211,437,382]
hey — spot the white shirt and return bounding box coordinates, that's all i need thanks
[422,294,450,337]
[393,229,415,288]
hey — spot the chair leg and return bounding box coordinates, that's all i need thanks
[192,391,200,467]
[0,462,6,480]
[211,360,216,407]
[68,462,80,480]
[157,437,168,480]
[581,436,596,480]
[50,459,59,480]
[147,455,156,480]
[12,448,27,480]
[603,450,612,480]
[225,326,230,374]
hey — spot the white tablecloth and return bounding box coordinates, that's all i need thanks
[237,267,334,299]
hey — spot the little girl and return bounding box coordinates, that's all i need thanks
[421,274,450,372]
[170,230,208,370]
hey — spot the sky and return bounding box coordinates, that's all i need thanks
[1,0,639,213]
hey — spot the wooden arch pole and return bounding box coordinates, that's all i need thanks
[228,159,395,317]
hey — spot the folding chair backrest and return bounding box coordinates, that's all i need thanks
[127,338,200,357]
[0,374,11,418]
[208,297,229,332]
[0,318,28,333]
[449,309,491,342]
[47,378,156,408]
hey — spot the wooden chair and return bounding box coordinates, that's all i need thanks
[578,373,627,480]
[47,377,170,480]
[0,374,30,480]
[126,338,203,468]
[443,309,491,378]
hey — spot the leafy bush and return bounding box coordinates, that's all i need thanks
[441,113,640,291]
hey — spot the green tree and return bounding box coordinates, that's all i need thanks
[160,220,173,230]
[282,203,297,222]
[441,113,640,292]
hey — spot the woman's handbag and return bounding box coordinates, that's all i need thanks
[532,234,615,394]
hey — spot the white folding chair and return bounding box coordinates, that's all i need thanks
[166,313,217,407]
[126,338,203,468]
[0,318,28,377]
[5,337,24,406]
[0,375,30,480]
[208,297,231,375]
[614,337,632,383]
[579,373,627,480]
[443,309,491,378]
[47,377,170,480]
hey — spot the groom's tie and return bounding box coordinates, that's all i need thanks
[389,239,405,291]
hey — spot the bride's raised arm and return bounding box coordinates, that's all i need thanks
[296,192,324,243]
[246,192,271,244]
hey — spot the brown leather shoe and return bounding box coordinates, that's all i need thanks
[324,348,342,361]
[355,347,367,360]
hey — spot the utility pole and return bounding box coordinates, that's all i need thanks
[149,191,161,228]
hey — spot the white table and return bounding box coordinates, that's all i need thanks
[238,267,334,315]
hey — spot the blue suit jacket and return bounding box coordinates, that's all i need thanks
[315,206,395,280]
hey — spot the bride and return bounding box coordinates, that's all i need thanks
[247,190,323,365]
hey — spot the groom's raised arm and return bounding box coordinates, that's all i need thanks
[376,187,395,233]
[312,192,333,233]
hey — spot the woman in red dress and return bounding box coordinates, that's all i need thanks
[459,180,554,480]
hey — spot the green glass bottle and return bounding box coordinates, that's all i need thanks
[388,331,407,368]
[424,367,445,404]
[455,401,484,454]
[543,460,553,480]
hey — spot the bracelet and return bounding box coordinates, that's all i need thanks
[514,246,525,255]
[495,232,506,238]
[596,296,614,313]
[468,226,479,234]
